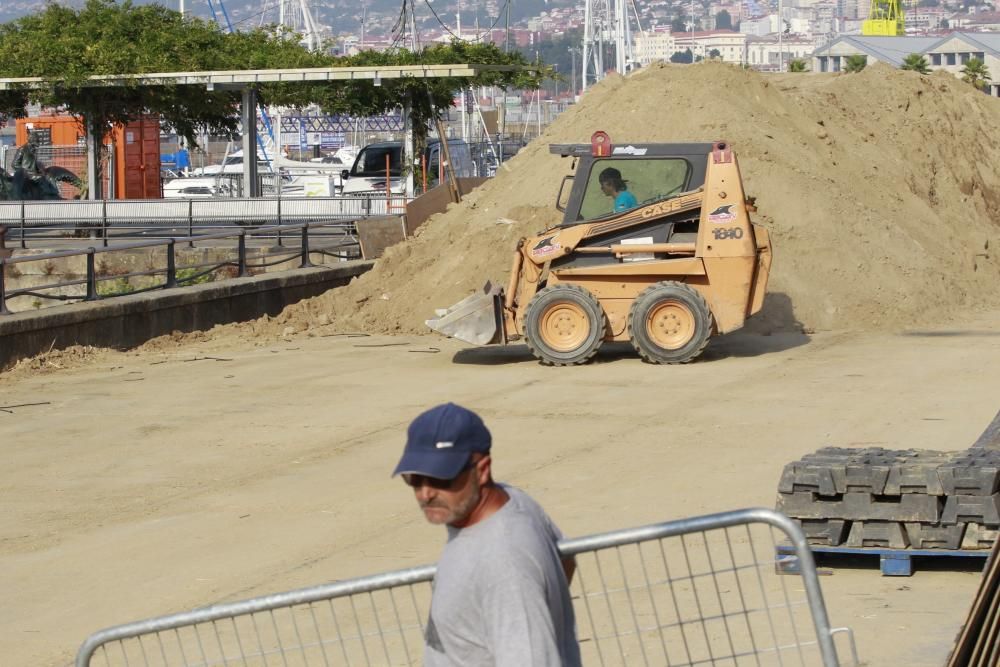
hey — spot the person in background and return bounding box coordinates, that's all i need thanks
[599,166,638,213]
[393,402,581,667]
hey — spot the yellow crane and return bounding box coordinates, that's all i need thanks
[863,0,905,35]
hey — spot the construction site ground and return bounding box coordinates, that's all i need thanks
[4,310,1000,667]
[7,61,1000,666]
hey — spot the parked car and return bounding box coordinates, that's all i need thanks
[340,139,474,196]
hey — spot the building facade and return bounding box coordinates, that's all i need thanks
[813,34,1000,95]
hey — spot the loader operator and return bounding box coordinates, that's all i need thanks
[599,166,638,213]
[393,402,582,667]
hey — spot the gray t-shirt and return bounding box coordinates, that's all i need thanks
[424,484,581,666]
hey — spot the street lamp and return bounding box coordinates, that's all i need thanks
[569,46,580,98]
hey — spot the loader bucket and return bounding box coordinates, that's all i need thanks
[426,282,504,345]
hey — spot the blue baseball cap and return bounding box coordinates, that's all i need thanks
[392,403,492,479]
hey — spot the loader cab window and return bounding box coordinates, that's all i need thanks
[577,158,691,221]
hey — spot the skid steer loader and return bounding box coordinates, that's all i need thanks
[427,132,773,365]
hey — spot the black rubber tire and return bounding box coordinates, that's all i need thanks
[628,281,714,364]
[524,284,606,366]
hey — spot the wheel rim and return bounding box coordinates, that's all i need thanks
[646,300,695,349]
[539,300,590,352]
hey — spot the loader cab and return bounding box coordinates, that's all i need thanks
[551,142,715,225]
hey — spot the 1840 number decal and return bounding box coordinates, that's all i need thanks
[712,227,744,240]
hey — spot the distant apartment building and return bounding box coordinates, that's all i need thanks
[635,29,748,63]
[812,33,1000,95]
[634,29,676,64]
[745,35,819,70]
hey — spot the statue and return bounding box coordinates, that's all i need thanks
[0,136,82,201]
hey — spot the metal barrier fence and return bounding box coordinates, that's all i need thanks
[0,221,358,315]
[75,508,857,667]
[0,196,410,246]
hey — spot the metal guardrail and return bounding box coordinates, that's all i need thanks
[0,221,358,315]
[0,196,410,247]
[75,508,858,667]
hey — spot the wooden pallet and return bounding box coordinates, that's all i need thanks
[777,544,991,577]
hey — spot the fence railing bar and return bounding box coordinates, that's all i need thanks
[703,529,741,663]
[773,525,808,666]
[722,525,763,667]
[155,631,171,667]
[172,628,190,667]
[657,537,696,666]
[209,620,228,667]
[268,609,292,667]
[347,595,372,666]
[636,543,673,666]
[679,532,716,665]
[191,622,210,667]
[228,616,250,665]
[367,591,393,665]
[326,599,352,666]
[571,553,606,667]
[594,548,628,662]
[387,587,413,666]
[247,613,269,667]
[745,522,786,667]
[615,545,651,666]
[286,604,310,665]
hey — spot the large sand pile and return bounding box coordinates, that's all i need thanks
[268,62,1000,336]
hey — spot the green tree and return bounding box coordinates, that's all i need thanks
[788,58,808,72]
[0,0,326,144]
[962,57,991,90]
[0,1,543,166]
[900,53,930,74]
[671,17,689,33]
[709,48,721,59]
[844,55,868,73]
[670,48,694,64]
[715,9,733,30]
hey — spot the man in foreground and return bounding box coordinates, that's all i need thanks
[393,402,581,666]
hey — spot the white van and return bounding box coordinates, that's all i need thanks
[340,139,474,196]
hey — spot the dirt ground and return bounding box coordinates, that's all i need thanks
[3,309,1000,666]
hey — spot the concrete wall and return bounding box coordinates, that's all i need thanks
[0,261,373,371]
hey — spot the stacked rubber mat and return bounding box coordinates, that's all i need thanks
[776,447,1000,550]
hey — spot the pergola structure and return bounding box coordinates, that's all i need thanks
[0,64,516,199]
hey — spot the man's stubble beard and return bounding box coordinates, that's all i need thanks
[422,477,482,526]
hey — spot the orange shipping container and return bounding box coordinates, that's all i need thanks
[15,114,162,199]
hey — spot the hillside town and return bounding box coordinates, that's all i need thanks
[4,0,1000,89]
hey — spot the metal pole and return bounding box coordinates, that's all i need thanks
[85,116,101,201]
[187,199,194,248]
[101,199,108,247]
[0,260,11,315]
[238,232,249,277]
[241,87,261,198]
[166,240,177,288]
[778,0,784,72]
[19,200,26,249]
[85,249,98,301]
[300,225,314,268]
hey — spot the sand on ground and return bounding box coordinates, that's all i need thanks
[4,311,1000,666]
